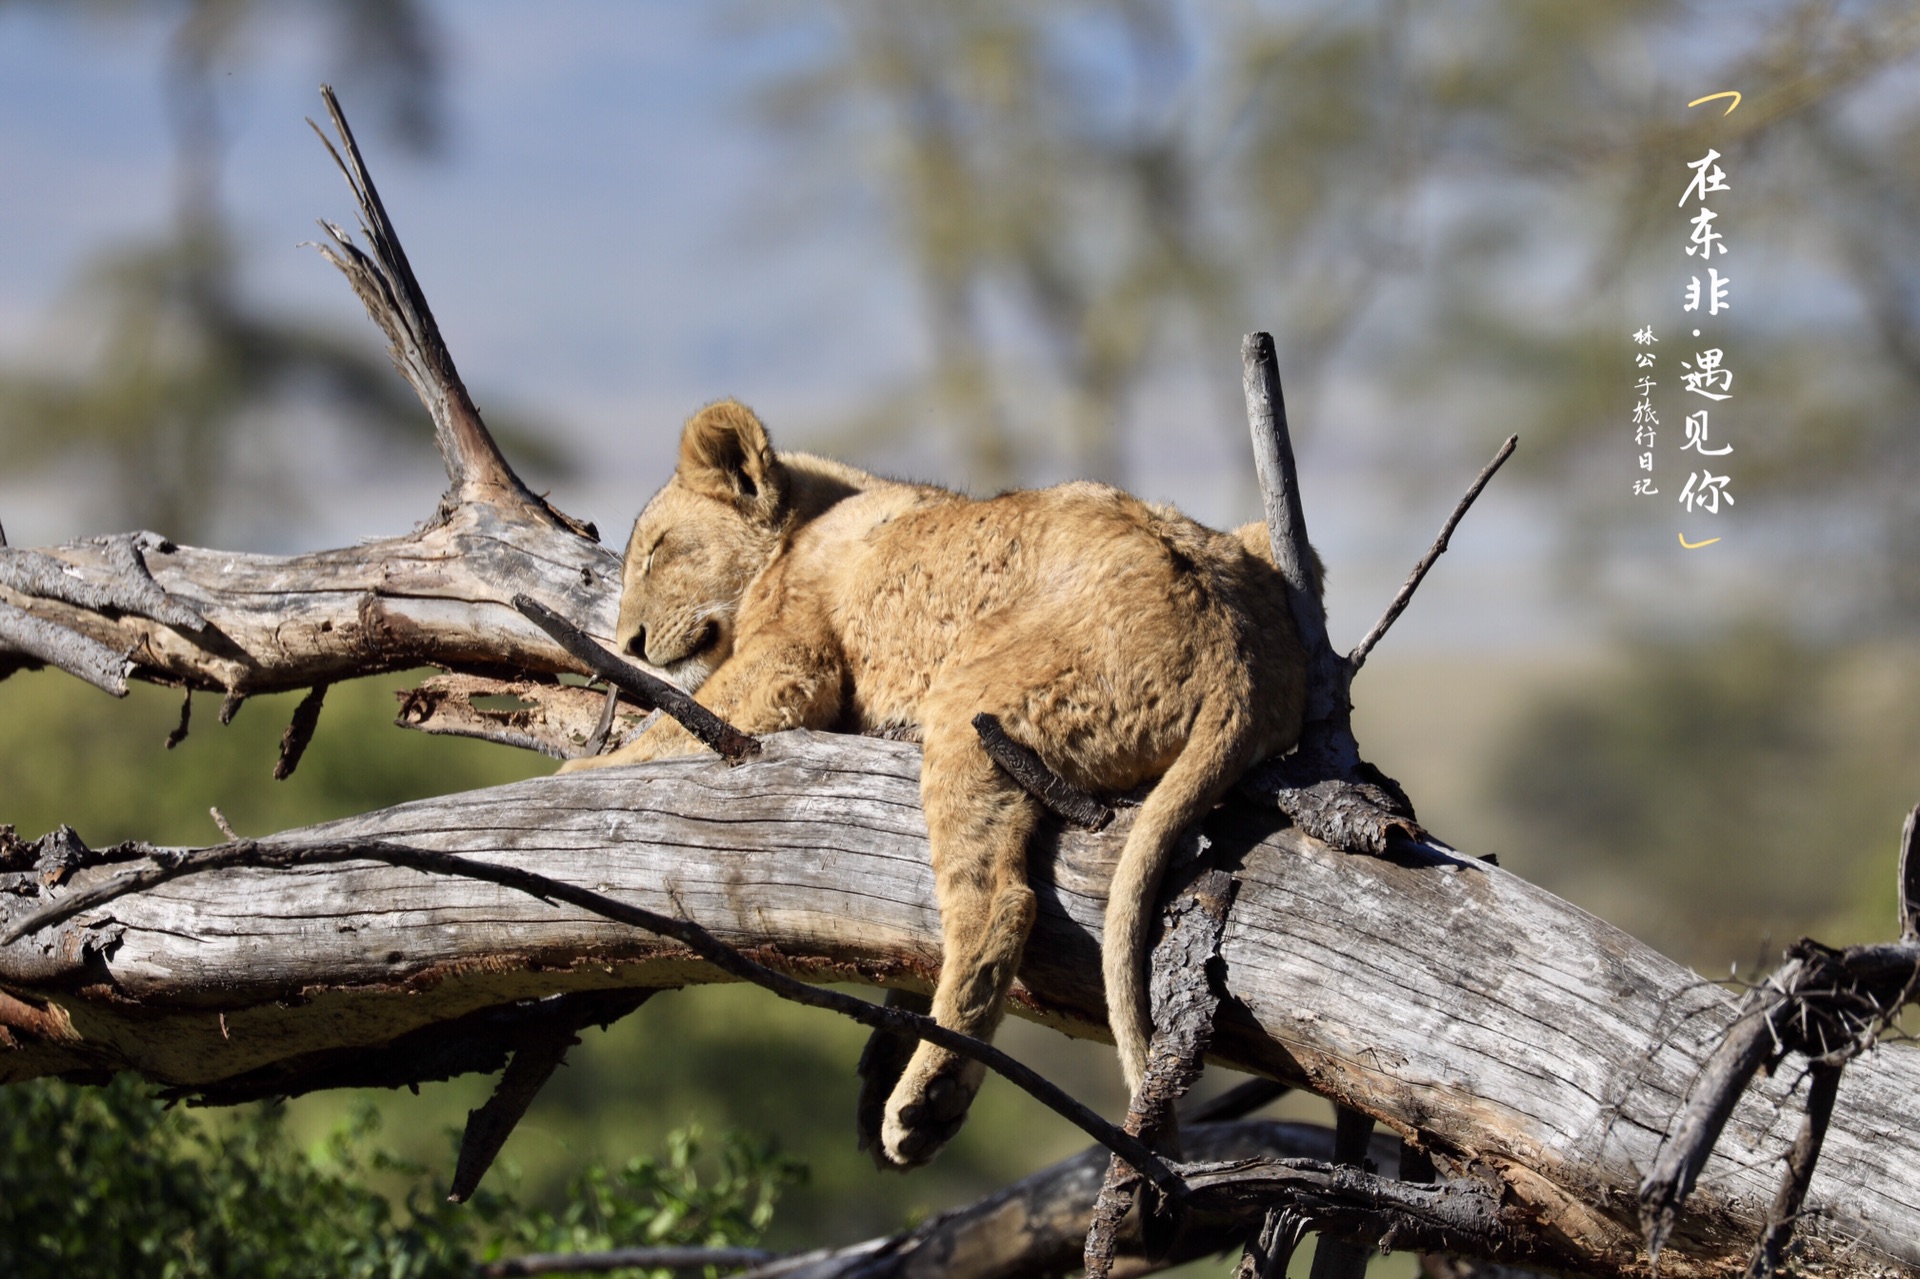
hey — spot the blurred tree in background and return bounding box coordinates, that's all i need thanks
[0,0,562,544]
[4,0,1920,1271]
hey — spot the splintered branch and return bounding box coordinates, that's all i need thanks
[0,832,1180,1198]
[308,88,535,515]
[511,594,760,762]
[1349,435,1517,671]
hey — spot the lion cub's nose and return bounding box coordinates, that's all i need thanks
[623,626,647,660]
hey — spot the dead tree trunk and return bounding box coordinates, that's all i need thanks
[2,88,1916,1278]
[1,734,1917,1276]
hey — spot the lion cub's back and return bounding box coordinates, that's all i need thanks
[821,480,1302,754]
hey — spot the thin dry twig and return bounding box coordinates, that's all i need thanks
[1,834,1181,1197]
[1349,435,1517,671]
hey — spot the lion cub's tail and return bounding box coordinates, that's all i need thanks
[1102,699,1250,1099]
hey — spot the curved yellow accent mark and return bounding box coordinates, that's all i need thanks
[1687,91,1741,116]
[1678,532,1722,550]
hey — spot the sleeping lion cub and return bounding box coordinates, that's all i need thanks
[562,399,1310,1168]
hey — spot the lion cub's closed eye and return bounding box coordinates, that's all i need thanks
[563,398,1311,1170]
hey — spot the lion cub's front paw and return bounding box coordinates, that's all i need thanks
[877,1049,985,1169]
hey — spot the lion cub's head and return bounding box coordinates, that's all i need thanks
[617,400,790,691]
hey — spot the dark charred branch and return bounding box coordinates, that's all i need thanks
[974,712,1116,831]
[448,990,655,1204]
[1745,1060,1841,1279]
[510,594,760,762]
[273,683,329,780]
[1235,1207,1311,1279]
[165,686,192,749]
[1180,1158,1532,1265]
[1234,759,1423,858]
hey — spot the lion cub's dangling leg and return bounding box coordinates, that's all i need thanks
[871,698,1043,1169]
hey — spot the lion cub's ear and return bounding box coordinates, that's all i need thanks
[677,399,790,525]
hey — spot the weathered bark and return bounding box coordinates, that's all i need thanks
[0,730,1915,1277]
[0,501,617,701]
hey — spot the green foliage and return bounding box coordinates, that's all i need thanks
[0,1074,802,1279]
[496,1127,804,1265]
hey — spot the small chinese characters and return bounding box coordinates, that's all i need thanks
[1631,325,1659,495]
[1677,145,1735,518]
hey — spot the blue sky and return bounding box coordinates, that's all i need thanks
[9,2,1854,652]
[0,4,922,523]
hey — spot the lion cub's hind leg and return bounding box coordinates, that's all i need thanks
[872,693,1043,1170]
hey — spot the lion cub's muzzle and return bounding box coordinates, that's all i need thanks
[621,618,725,693]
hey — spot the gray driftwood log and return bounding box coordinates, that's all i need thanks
[1,732,1916,1277]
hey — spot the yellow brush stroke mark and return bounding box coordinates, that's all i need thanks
[1688,91,1741,116]
[1678,532,1722,550]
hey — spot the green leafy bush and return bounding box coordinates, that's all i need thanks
[0,1075,802,1279]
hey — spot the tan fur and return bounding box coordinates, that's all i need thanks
[562,399,1311,1167]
